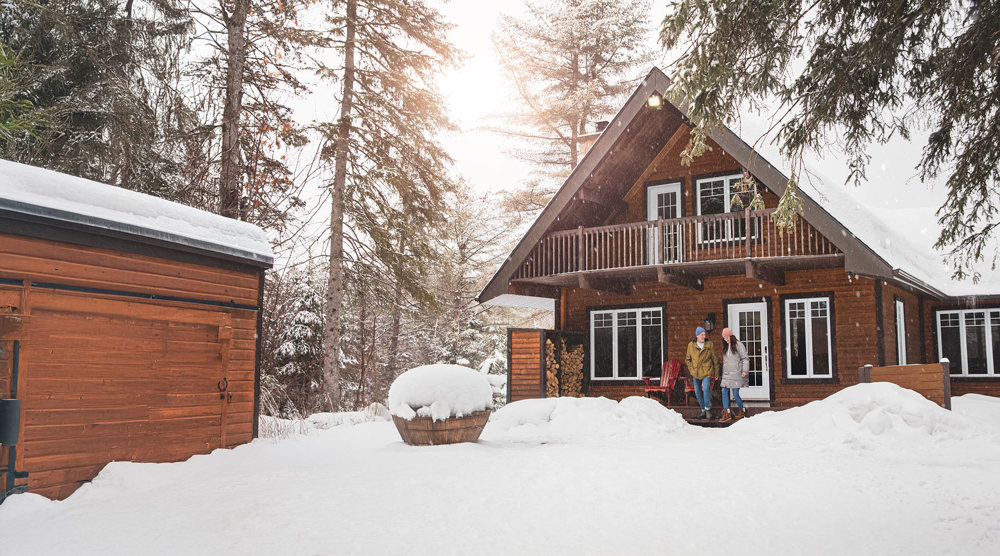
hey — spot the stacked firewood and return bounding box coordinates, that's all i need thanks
[559,341,584,397]
[544,339,560,398]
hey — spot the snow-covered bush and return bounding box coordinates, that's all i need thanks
[388,364,493,421]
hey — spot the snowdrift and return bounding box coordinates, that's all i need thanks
[728,383,992,449]
[483,396,687,443]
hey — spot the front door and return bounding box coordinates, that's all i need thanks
[646,182,682,264]
[727,302,770,401]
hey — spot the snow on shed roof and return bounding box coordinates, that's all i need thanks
[0,159,273,267]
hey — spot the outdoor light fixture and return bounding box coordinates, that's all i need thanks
[703,313,716,332]
[647,94,663,109]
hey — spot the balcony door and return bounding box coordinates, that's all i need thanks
[646,182,682,264]
[727,301,771,401]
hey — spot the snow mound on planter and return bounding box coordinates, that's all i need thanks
[483,396,686,443]
[388,364,493,421]
[730,382,981,448]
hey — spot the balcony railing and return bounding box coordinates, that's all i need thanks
[513,208,840,280]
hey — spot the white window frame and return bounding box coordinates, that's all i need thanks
[695,173,746,243]
[589,306,663,380]
[783,296,834,378]
[936,309,1000,376]
[895,298,907,365]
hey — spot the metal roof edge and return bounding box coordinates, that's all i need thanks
[0,198,274,268]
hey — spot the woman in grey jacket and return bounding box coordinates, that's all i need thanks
[719,327,750,423]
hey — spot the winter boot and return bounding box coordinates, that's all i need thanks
[720,409,732,423]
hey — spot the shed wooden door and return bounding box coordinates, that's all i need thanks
[17,289,248,499]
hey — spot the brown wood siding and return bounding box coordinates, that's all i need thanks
[0,233,259,306]
[562,268,880,406]
[615,125,781,227]
[509,329,544,402]
[0,234,260,500]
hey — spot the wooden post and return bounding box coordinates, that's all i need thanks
[744,208,750,257]
[941,360,952,410]
[577,226,584,271]
[858,364,873,383]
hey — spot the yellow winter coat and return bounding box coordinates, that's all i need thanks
[685,340,720,380]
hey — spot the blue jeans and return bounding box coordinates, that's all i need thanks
[692,377,712,410]
[722,387,743,410]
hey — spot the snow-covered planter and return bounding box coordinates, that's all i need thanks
[387,364,493,445]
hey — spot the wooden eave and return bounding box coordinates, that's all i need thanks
[479,67,916,305]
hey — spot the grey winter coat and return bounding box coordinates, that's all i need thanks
[720,340,750,388]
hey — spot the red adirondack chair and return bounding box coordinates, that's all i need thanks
[643,360,685,406]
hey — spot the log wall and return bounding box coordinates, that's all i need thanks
[614,125,782,226]
[561,268,880,405]
[508,329,544,402]
[0,232,260,500]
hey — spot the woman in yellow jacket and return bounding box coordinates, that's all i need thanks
[685,326,720,419]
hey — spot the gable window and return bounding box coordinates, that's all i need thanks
[590,307,663,379]
[937,309,1000,376]
[696,173,752,242]
[784,297,833,378]
[895,298,907,365]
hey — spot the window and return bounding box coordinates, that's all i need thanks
[937,309,1000,376]
[590,307,663,379]
[784,297,833,378]
[895,298,907,365]
[696,173,753,242]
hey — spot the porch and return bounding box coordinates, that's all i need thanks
[511,208,843,293]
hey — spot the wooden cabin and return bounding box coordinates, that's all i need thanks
[483,68,1000,408]
[0,160,273,500]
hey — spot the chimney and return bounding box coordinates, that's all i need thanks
[577,121,609,160]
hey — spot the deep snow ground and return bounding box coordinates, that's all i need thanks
[1,385,999,555]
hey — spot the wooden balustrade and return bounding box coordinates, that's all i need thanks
[514,208,840,280]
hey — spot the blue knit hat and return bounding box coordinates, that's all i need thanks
[695,326,706,336]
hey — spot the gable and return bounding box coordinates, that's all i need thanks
[479,68,929,306]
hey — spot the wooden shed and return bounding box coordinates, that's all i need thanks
[0,160,273,501]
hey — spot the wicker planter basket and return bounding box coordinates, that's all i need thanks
[392,410,491,446]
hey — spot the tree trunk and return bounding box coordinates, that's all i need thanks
[385,233,406,388]
[322,0,356,412]
[220,0,248,219]
[355,295,367,410]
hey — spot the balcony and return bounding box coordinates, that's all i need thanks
[512,208,843,291]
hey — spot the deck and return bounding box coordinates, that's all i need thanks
[511,208,843,292]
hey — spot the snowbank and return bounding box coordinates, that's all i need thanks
[387,364,493,421]
[484,396,687,443]
[729,382,982,449]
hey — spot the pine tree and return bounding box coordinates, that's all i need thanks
[493,0,652,203]
[660,0,1000,279]
[0,0,195,198]
[315,0,459,412]
[0,44,49,140]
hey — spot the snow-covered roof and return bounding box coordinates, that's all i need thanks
[733,110,1000,298]
[479,67,1000,303]
[0,159,273,267]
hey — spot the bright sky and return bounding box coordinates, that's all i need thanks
[436,0,532,194]
[434,0,943,211]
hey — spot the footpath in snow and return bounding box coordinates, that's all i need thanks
[1,383,999,555]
